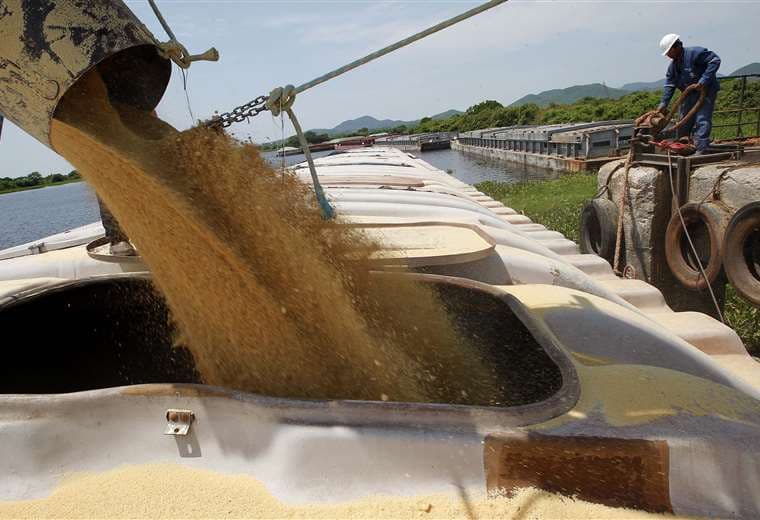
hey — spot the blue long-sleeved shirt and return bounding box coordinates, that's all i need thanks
[659,46,721,109]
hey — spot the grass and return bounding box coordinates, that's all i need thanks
[725,285,760,354]
[0,178,82,195]
[476,172,760,357]
[477,173,598,243]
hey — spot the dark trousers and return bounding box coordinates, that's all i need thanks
[678,89,717,151]
[97,197,129,244]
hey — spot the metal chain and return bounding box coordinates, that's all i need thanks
[206,95,269,129]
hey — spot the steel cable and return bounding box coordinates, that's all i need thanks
[666,151,725,323]
[293,0,509,96]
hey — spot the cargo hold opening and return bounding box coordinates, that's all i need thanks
[0,277,564,407]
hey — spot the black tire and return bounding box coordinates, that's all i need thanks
[665,202,730,291]
[723,201,760,307]
[579,198,619,263]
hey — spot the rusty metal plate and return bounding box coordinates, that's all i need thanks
[484,433,672,513]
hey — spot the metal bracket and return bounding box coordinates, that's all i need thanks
[148,0,219,69]
[165,409,194,436]
[27,242,47,254]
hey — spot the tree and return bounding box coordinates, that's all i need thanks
[357,127,369,136]
[303,131,330,144]
[67,170,81,179]
[415,117,435,133]
[466,100,503,115]
[285,135,301,148]
[516,104,539,125]
[50,173,65,183]
[494,107,519,127]
[14,172,42,187]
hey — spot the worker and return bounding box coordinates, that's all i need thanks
[97,197,136,256]
[92,58,146,257]
[657,34,721,155]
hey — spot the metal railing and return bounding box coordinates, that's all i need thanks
[713,74,760,139]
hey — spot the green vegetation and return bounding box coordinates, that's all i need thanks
[409,78,760,139]
[477,173,597,243]
[260,130,331,151]
[725,285,760,354]
[0,170,82,195]
[263,76,759,149]
[476,174,760,357]
[710,78,760,139]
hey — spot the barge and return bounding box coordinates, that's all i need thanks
[1,147,759,518]
[455,120,634,172]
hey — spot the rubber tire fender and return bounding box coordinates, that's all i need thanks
[665,202,730,291]
[579,198,619,263]
[723,201,760,307]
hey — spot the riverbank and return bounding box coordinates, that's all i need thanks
[476,173,760,356]
[0,178,83,196]
[477,172,596,243]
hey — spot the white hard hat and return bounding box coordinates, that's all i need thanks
[660,33,681,56]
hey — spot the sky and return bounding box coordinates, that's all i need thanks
[1,0,758,178]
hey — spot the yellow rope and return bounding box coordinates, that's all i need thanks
[612,152,632,275]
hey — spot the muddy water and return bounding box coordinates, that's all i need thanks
[50,70,503,405]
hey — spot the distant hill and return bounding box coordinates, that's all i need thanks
[309,109,463,137]
[618,63,757,92]
[310,116,408,136]
[510,83,629,107]
[730,62,760,76]
[307,63,758,138]
[430,109,462,120]
[620,79,666,92]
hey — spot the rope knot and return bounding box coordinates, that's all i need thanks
[266,85,297,117]
[156,40,191,68]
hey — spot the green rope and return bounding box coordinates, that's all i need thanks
[259,0,511,219]
[267,86,334,219]
[286,107,335,220]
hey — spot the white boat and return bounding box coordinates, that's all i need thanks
[0,147,758,518]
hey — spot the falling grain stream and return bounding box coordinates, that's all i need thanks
[51,69,502,405]
[4,67,693,520]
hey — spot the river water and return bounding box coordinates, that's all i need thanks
[0,148,554,249]
[0,181,100,250]
[262,148,557,185]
